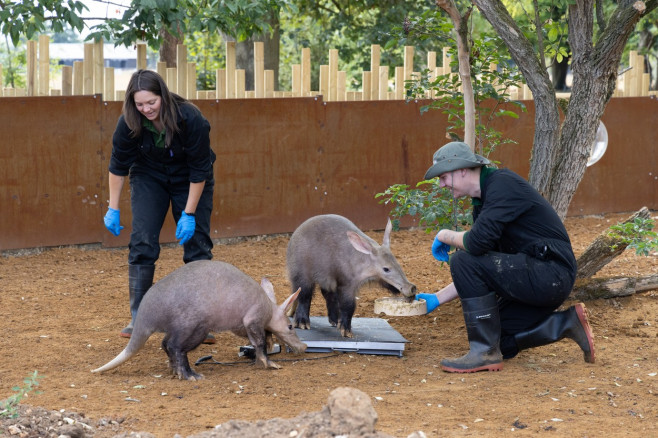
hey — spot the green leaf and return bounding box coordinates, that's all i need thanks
[548,26,559,42]
[384,38,398,50]
[497,110,519,119]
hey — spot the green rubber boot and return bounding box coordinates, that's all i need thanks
[441,292,503,373]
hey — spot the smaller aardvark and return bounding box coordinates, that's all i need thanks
[287,214,417,337]
[92,260,307,380]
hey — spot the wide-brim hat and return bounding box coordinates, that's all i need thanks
[424,141,490,179]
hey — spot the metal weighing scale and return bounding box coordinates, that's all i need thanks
[295,316,408,357]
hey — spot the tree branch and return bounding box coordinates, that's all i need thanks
[436,0,475,149]
[572,274,658,300]
[595,0,606,34]
[532,0,547,71]
[576,207,652,278]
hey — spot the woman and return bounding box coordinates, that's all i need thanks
[103,69,216,343]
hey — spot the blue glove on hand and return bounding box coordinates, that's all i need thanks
[431,234,450,262]
[104,208,123,236]
[176,212,196,245]
[416,293,440,314]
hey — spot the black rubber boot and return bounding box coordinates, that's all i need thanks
[120,264,155,338]
[441,292,503,373]
[514,303,595,363]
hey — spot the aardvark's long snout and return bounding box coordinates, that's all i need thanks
[381,280,417,298]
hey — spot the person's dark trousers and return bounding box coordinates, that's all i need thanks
[440,292,503,373]
[511,303,595,363]
[449,250,576,359]
[120,263,155,338]
[171,177,214,264]
[127,171,214,266]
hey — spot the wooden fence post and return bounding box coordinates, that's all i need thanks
[378,65,389,100]
[73,61,83,95]
[254,42,265,98]
[83,43,94,95]
[166,67,177,93]
[235,69,245,98]
[301,47,311,96]
[62,65,73,96]
[225,41,236,99]
[395,66,404,100]
[177,44,188,98]
[441,47,450,75]
[403,46,414,85]
[337,70,346,101]
[157,61,167,78]
[216,69,226,99]
[137,43,147,70]
[319,65,329,98]
[187,63,197,98]
[38,35,49,96]
[362,71,371,100]
[427,51,437,98]
[370,45,380,101]
[27,40,37,96]
[328,49,338,102]
[104,67,114,101]
[93,39,104,95]
[642,73,650,96]
[292,64,301,97]
[265,70,275,98]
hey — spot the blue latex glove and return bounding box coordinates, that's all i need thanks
[104,208,124,236]
[416,293,440,314]
[176,212,196,245]
[431,234,450,262]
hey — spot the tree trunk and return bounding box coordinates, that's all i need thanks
[473,0,561,200]
[159,26,182,67]
[228,12,280,91]
[551,56,570,91]
[637,27,657,89]
[546,0,651,218]
[474,0,657,219]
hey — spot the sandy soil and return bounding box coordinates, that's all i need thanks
[1,212,657,437]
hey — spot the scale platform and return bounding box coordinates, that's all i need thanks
[294,317,408,357]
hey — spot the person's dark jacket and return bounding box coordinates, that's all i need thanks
[463,168,577,273]
[109,103,215,184]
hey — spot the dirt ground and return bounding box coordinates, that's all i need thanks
[1,212,657,437]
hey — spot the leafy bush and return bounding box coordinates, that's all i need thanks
[376,178,472,233]
[0,371,43,419]
[609,217,658,256]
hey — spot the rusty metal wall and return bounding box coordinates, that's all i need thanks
[490,97,658,216]
[1,96,104,250]
[1,96,656,251]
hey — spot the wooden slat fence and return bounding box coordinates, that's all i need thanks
[1,35,656,101]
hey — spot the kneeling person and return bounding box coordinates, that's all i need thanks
[416,141,595,373]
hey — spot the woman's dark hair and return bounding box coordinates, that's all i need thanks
[122,69,186,147]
